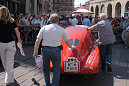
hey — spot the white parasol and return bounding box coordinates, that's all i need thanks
[72,7,94,14]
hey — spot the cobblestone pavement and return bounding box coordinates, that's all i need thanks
[0,44,129,86]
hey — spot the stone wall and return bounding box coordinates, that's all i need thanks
[90,0,129,17]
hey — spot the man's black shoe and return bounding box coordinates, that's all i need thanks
[107,63,112,72]
[0,59,2,66]
[6,84,12,86]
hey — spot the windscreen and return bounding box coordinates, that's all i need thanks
[70,39,80,46]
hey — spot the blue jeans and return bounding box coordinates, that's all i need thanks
[99,44,113,67]
[41,48,61,86]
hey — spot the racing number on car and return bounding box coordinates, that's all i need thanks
[66,62,78,71]
[64,57,80,72]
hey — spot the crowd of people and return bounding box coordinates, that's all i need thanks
[9,12,129,33]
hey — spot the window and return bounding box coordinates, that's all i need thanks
[69,39,73,45]
[74,40,80,46]
[69,39,80,46]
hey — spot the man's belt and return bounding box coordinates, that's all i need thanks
[41,46,59,48]
[42,45,63,50]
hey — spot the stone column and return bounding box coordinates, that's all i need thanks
[50,0,53,13]
[112,4,116,17]
[105,4,108,17]
[15,2,18,15]
[121,3,125,17]
[26,0,31,15]
[34,0,37,15]
[42,0,46,14]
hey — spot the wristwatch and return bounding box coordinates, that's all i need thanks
[33,52,38,54]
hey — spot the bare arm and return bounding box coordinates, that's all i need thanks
[33,38,42,57]
[14,27,22,44]
[88,26,94,31]
[65,40,75,51]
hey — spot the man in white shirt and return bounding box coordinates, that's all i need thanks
[71,16,78,25]
[31,15,40,25]
[33,13,74,86]
[82,16,91,26]
[40,14,49,28]
[31,15,40,40]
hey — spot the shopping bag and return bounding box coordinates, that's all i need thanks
[35,55,43,73]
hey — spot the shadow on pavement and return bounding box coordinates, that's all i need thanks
[32,78,40,86]
[60,70,114,86]
[14,79,20,86]
[0,59,4,72]
[14,61,21,68]
[0,61,21,73]
[112,43,129,80]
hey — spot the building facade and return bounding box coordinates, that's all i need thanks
[90,0,129,17]
[41,0,50,14]
[0,0,26,16]
[0,0,44,16]
[0,0,74,16]
[26,0,43,15]
[82,1,90,10]
[49,0,74,16]
[31,0,74,16]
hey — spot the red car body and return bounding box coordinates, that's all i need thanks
[50,25,100,74]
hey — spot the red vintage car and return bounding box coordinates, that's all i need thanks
[50,25,100,74]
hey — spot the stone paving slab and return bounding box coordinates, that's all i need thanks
[0,44,129,86]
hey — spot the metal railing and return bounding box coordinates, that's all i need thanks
[17,25,123,44]
[17,25,40,44]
